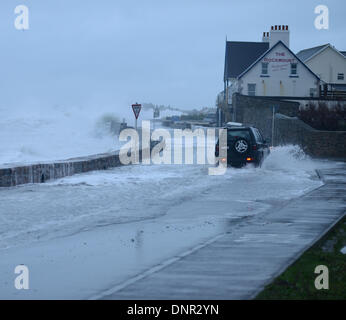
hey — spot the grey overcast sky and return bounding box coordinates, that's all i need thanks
[0,0,345,111]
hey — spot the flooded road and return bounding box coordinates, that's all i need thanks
[0,142,327,299]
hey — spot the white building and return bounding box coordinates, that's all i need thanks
[223,25,321,100]
[297,44,346,92]
[237,40,321,97]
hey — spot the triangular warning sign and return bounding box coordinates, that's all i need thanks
[132,103,142,119]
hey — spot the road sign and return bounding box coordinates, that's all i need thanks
[132,103,141,131]
[132,103,142,119]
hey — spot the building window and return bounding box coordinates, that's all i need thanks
[248,83,256,96]
[290,63,297,75]
[261,63,268,75]
[338,73,344,80]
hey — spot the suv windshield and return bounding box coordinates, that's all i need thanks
[227,130,251,141]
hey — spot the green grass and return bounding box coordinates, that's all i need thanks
[256,216,346,300]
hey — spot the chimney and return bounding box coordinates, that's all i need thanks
[269,25,290,48]
[262,31,270,43]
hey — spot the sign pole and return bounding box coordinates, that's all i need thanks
[131,103,142,164]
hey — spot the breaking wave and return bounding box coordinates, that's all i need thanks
[0,105,122,165]
[263,145,318,175]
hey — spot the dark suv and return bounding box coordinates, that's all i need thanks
[215,125,270,168]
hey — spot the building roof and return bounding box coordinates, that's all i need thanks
[224,41,269,80]
[297,44,346,62]
[237,40,320,80]
[296,44,329,62]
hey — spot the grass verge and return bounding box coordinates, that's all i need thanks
[255,215,346,300]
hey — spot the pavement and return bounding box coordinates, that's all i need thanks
[101,162,346,300]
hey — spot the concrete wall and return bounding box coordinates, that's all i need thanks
[0,142,160,188]
[233,93,300,141]
[233,94,346,159]
[274,114,346,158]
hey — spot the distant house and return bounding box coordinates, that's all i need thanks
[297,44,346,93]
[218,25,321,123]
[236,40,320,98]
[223,25,320,99]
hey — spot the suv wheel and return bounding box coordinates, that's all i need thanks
[234,138,249,154]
